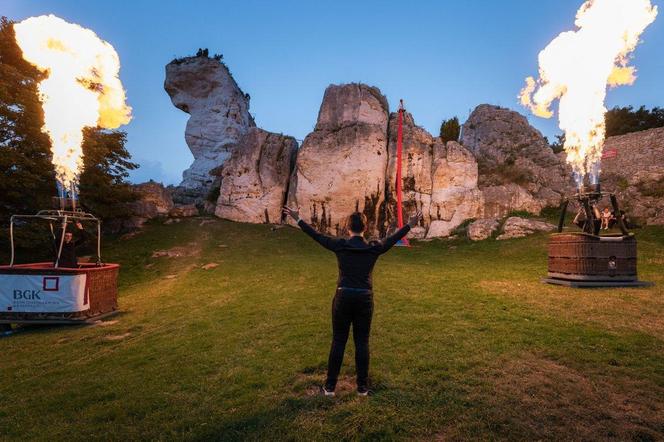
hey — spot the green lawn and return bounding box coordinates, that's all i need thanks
[1,218,663,441]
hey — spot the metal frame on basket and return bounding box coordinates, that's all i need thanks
[557,191,630,236]
[9,210,102,268]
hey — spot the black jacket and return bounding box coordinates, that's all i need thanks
[54,229,88,268]
[297,220,411,290]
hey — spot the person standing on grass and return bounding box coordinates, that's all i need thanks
[283,206,422,397]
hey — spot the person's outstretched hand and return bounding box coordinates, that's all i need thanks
[282,206,300,222]
[75,222,83,230]
[407,211,423,228]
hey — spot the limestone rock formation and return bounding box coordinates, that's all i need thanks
[427,141,483,238]
[384,110,482,238]
[287,84,389,237]
[600,127,664,225]
[496,216,556,240]
[118,181,174,231]
[169,204,199,218]
[164,55,255,196]
[130,181,174,219]
[215,128,297,224]
[467,218,500,241]
[480,183,543,218]
[461,105,573,216]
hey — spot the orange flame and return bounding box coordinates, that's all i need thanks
[519,0,657,188]
[14,14,132,191]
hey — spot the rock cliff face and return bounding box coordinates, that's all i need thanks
[164,56,255,196]
[427,141,483,238]
[461,104,573,217]
[383,110,482,238]
[166,54,664,235]
[496,217,556,240]
[215,128,297,224]
[286,84,389,237]
[129,181,174,219]
[600,127,664,225]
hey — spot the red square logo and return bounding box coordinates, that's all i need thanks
[43,277,60,291]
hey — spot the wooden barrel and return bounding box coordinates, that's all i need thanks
[548,233,637,281]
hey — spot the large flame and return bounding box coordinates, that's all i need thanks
[519,0,657,188]
[13,14,132,192]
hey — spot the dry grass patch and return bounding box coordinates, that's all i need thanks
[476,353,664,440]
[477,279,664,339]
[291,367,360,398]
[151,244,199,258]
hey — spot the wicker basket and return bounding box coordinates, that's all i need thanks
[548,233,637,281]
[0,263,119,323]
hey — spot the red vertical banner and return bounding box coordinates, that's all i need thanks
[395,100,409,246]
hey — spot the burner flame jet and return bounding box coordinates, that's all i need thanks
[519,0,657,188]
[14,14,132,195]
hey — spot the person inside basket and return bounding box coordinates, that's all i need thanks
[282,206,422,397]
[600,207,614,230]
[54,222,88,268]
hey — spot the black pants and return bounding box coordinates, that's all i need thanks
[325,288,374,390]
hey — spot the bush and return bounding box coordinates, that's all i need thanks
[550,134,565,153]
[439,117,460,143]
[492,163,534,186]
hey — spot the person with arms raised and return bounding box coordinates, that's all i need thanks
[283,206,422,397]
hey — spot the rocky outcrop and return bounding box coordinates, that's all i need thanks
[164,55,255,196]
[129,181,174,219]
[467,218,500,241]
[427,142,483,238]
[600,127,664,225]
[461,105,573,216]
[480,183,543,218]
[169,204,199,217]
[286,84,389,237]
[215,128,297,224]
[496,217,556,240]
[383,113,482,238]
[116,181,175,231]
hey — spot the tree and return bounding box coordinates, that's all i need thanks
[78,127,138,222]
[0,17,56,222]
[550,134,565,154]
[439,117,460,143]
[605,105,664,138]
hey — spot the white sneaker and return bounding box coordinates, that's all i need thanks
[357,387,373,396]
[321,386,335,397]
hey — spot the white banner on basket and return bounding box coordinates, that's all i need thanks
[0,274,89,313]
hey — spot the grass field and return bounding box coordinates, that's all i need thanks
[1,218,663,441]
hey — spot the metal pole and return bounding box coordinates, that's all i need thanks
[557,199,569,233]
[581,198,593,234]
[55,215,68,268]
[9,216,15,267]
[96,219,102,265]
[395,99,409,246]
[610,194,630,236]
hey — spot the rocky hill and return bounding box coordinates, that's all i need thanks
[163,55,664,236]
[461,104,574,218]
[286,84,388,237]
[600,127,664,224]
[164,55,256,199]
